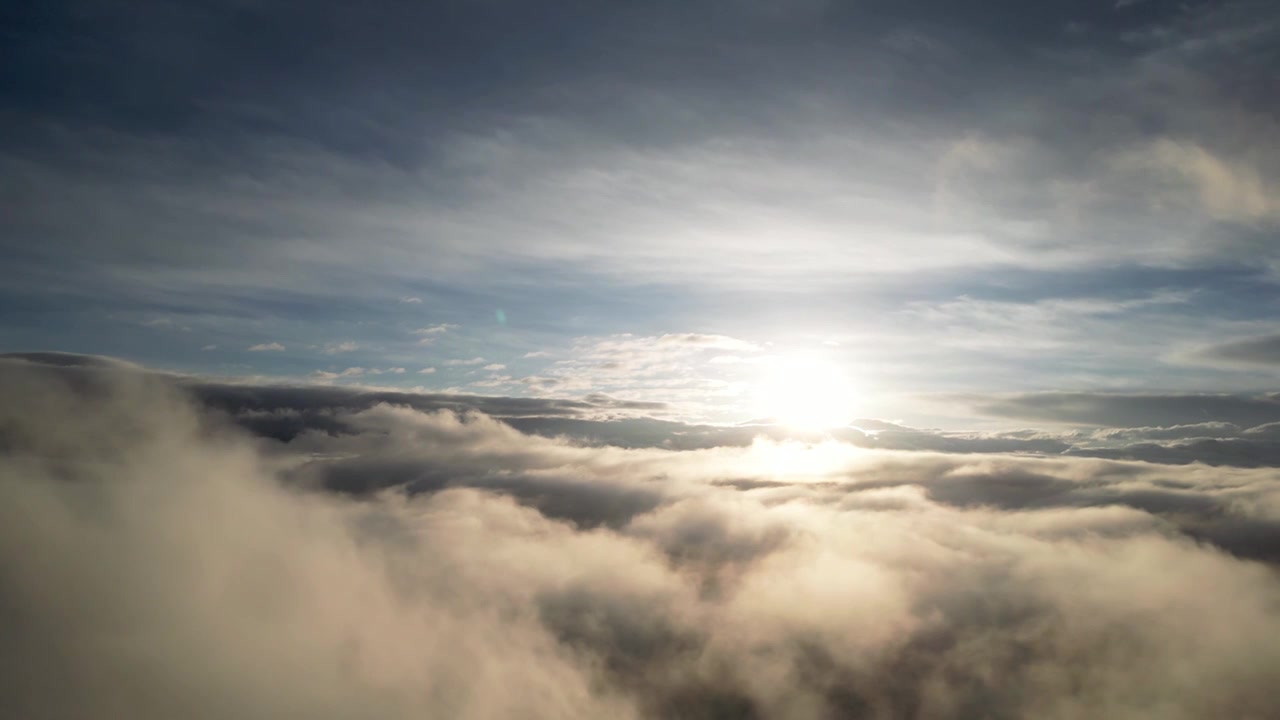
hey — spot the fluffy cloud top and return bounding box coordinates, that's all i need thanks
[4,357,1280,718]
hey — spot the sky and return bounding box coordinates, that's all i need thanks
[4,0,1280,429]
[5,3,1280,717]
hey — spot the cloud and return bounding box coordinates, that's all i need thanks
[1,4,1276,407]
[413,324,457,336]
[247,342,286,352]
[899,291,1194,353]
[446,357,487,366]
[312,367,408,382]
[419,367,437,374]
[1088,421,1245,443]
[1066,438,1280,468]
[1189,333,1280,367]
[5,1,1279,423]
[313,367,367,380]
[412,325,459,346]
[655,333,760,351]
[4,356,1280,718]
[524,351,552,358]
[0,351,142,370]
[323,341,360,354]
[219,371,1280,466]
[517,333,762,410]
[483,363,506,371]
[967,391,1280,429]
[201,344,218,350]
[1117,139,1280,223]
[399,296,423,303]
[141,317,192,331]
[16,353,1280,467]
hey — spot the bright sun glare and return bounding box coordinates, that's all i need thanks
[754,355,856,430]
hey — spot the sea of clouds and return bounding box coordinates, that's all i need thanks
[3,355,1280,719]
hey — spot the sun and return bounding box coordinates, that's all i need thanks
[753,355,856,430]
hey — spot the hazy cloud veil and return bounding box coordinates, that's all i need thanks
[4,356,1280,719]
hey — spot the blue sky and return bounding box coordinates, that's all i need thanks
[3,0,1280,426]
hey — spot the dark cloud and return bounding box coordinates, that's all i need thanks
[1192,333,1280,366]
[0,351,139,369]
[188,382,669,443]
[1,0,1211,146]
[1066,438,1280,470]
[970,391,1280,429]
[14,353,1280,469]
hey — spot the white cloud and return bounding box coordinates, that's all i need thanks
[399,296,423,303]
[419,367,437,374]
[365,367,407,376]
[483,363,506,371]
[322,341,359,354]
[312,367,366,380]
[413,324,459,345]
[513,332,763,416]
[413,324,457,336]
[247,342,285,352]
[446,357,486,366]
[5,360,1280,719]
[201,344,217,351]
[523,351,552,358]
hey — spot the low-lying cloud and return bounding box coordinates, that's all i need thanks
[4,356,1280,718]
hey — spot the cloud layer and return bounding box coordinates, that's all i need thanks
[4,357,1280,718]
[4,1,1279,405]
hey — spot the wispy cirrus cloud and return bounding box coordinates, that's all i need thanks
[3,0,1278,405]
